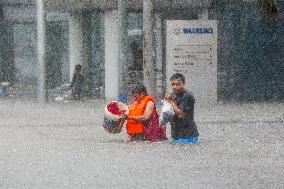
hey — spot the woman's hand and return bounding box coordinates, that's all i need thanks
[125,101,154,122]
[121,112,128,120]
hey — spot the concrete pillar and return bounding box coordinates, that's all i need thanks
[155,14,162,71]
[154,13,164,97]
[143,0,157,97]
[104,10,119,101]
[117,0,128,101]
[69,12,83,82]
[36,0,47,103]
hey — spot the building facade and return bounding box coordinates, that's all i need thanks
[0,0,283,102]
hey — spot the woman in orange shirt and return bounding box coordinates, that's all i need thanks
[124,84,167,142]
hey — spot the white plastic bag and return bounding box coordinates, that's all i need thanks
[159,100,175,125]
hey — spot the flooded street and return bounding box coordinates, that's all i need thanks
[0,0,283,188]
[0,100,283,188]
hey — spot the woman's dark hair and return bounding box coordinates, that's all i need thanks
[75,64,82,71]
[132,83,147,95]
[170,73,185,83]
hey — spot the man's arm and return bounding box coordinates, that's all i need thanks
[165,93,187,118]
[169,100,187,118]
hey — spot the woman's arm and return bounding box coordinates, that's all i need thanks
[127,101,154,122]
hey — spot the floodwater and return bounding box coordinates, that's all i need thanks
[0,100,283,189]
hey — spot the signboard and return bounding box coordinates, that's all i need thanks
[166,20,218,104]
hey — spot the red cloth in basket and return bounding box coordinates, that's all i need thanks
[107,102,126,116]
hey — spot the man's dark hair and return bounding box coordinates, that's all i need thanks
[132,83,148,95]
[170,73,185,83]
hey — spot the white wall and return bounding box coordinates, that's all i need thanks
[69,12,84,81]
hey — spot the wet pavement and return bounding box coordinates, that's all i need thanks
[0,99,283,189]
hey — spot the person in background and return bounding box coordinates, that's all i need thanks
[165,73,199,144]
[69,64,84,100]
[124,84,167,142]
[128,41,143,71]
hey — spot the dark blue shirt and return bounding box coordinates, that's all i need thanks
[170,90,199,139]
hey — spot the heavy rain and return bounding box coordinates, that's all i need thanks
[0,0,283,188]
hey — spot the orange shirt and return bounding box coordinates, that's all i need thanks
[126,96,155,135]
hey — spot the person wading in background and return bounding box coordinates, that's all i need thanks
[69,64,84,100]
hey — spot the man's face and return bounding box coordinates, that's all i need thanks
[170,78,185,93]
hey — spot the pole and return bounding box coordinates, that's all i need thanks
[37,0,47,103]
[143,0,157,97]
[117,0,128,103]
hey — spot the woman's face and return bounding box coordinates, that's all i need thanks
[75,68,81,74]
[132,92,145,102]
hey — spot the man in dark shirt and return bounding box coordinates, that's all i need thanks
[165,73,199,144]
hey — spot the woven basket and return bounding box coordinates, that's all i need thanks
[103,101,129,134]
